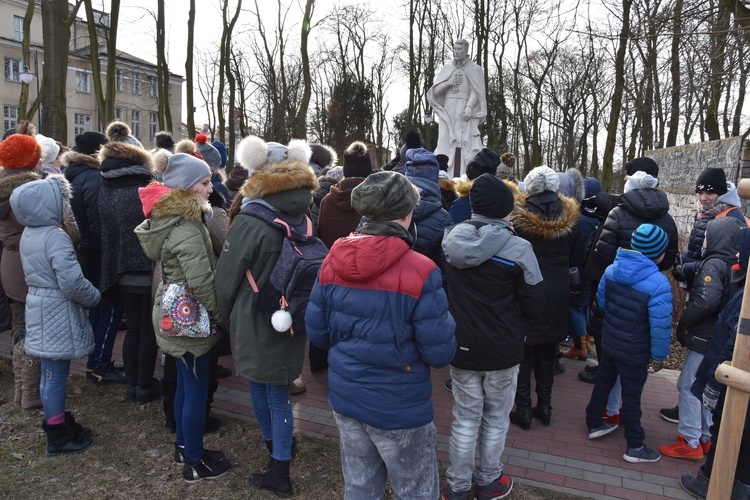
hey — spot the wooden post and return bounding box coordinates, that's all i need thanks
[707,279,750,499]
[453,147,462,178]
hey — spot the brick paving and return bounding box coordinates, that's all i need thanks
[1,331,698,499]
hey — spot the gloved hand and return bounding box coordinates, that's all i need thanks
[650,359,663,373]
[672,264,686,283]
[581,196,597,210]
[702,384,721,411]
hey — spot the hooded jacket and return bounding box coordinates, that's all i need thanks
[98,142,155,297]
[305,224,456,430]
[677,217,743,353]
[442,215,545,371]
[682,184,746,284]
[409,177,454,262]
[598,248,672,365]
[449,179,473,224]
[215,160,318,385]
[589,187,678,282]
[135,186,221,360]
[0,170,41,302]
[316,177,366,248]
[513,191,583,344]
[10,176,100,359]
[63,151,103,287]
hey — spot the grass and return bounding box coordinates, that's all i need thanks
[0,357,583,499]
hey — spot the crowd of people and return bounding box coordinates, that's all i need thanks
[0,119,748,500]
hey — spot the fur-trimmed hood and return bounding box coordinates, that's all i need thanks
[240,161,318,200]
[0,170,41,199]
[513,191,579,239]
[98,142,153,171]
[61,151,100,170]
[454,178,472,199]
[151,188,211,222]
[135,188,212,263]
[10,175,71,227]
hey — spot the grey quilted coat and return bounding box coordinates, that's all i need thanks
[10,176,101,359]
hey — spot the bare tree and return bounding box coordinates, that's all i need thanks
[83,0,119,129]
[156,0,172,132]
[18,0,37,122]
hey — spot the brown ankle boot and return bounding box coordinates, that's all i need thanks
[20,347,43,411]
[12,342,23,407]
[562,336,588,361]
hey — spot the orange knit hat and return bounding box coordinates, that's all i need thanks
[0,134,42,169]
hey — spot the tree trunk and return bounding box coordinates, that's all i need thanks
[601,0,632,191]
[104,0,119,126]
[293,0,315,139]
[18,0,35,122]
[185,0,196,138]
[41,0,82,141]
[704,3,729,141]
[666,0,682,147]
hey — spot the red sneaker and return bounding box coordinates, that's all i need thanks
[475,474,513,499]
[603,410,620,425]
[659,436,704,460]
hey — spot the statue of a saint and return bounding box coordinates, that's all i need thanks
[427,39,487,177]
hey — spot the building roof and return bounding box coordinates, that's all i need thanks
[71,44,183,80]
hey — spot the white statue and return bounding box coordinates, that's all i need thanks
[427,39,487,177]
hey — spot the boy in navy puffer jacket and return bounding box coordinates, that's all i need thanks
[585,224,672,464]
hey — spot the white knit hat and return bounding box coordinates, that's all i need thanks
[35,134,60,163]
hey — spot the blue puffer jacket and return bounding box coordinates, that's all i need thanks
[598,248,672,365]
[306,228,456,430]
[408,177,454,261]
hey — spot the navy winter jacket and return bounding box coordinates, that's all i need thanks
[306,229,456,430]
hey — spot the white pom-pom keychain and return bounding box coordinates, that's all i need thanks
[271,309,293,333]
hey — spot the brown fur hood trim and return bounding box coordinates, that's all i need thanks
[61,151,100,169]
[240,161,318,200]
[438,177,455,192]
[151,188,211,222]
[0,171,41,198]
[453,178,472,198]
[512,192,579,238]
[98,142,153,170]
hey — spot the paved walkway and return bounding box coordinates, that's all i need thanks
[2,332,698,499]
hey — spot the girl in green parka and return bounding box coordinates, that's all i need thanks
[134,153,230,483]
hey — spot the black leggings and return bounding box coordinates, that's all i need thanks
[121,291,157,388]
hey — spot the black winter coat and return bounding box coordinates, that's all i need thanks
[677,217,743,353]
[97,142,155,298]
[588,188,678,282]
[513,191,583,345]
[63,152,103,287]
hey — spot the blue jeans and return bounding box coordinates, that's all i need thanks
[585,351,648,449]
[250,382,293,461]
[678,350,713,446]
[447,365,518,492]
[40,358,70,424]
[607,376,622,415]
[333,410,439,500]
[87,298,124,369]
[569,305,588,338]
[175,352,210,461]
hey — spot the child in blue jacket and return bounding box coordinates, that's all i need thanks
[584,223,672,463]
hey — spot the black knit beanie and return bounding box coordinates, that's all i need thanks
[466,148,500,180]
[624,157,659,178]
[470,174,515,219]
[695,167,728,195]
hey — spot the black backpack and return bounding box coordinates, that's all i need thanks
[242,203,328,337]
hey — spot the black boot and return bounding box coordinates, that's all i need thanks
[161,375,177,433]
[43,420,93,457]
[64,412,92,441]
[532,354,554,427]
[510,361,532,430]
[249,458,293,497]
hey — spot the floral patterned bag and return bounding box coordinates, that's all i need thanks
[159,282,216,338]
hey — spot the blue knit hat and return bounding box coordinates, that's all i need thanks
[212,140,228,168]
[405,148,439,184]
[631,223,668,260]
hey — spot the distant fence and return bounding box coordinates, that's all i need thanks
[645,137,749,248]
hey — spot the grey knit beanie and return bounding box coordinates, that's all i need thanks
[162,153,212,190]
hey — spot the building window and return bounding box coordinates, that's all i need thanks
[149,112,158,140]
[13,16,23,42]
[115,107,124,121]
[131,110,140,138]
[74,113,92,135]
[4,105,19,131]
[148,76,158,98]
[132,72,141,95]
[115,69,123,92]
[4,58,21,82]
[76,71,90,93]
